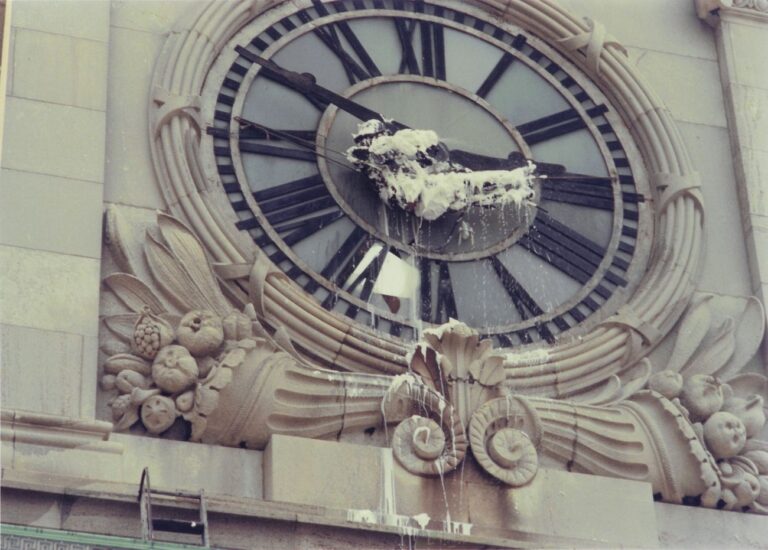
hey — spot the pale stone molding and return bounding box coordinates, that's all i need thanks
[0,409,121,453]
[147,0,705,401]
[696,0,768,25]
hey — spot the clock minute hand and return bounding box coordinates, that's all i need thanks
[235,46,407,130]
[448,149,566,176]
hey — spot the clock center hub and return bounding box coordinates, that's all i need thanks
[317,76,539,262]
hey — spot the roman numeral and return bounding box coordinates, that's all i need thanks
[489,257,555,344]
[540,175,644,211]
[234,176,346,270]
[517,105,607,146]
[333,245,389,316]
[420,260,458,324]
[419,20,446,79]
[476,52,515,98]
[519,211,610,286]
[393,16,446,79]
[301,1,381,85]
[395,17,420,74]
[305,226,370,296]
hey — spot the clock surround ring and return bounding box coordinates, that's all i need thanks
[149,0,704,394]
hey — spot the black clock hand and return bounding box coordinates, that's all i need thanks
[236,47,563,177]
[233,117,353,170]
[448,149,566,176]
[235,46,407,130]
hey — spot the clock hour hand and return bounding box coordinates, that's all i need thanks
[235,46,407,130]
[233,117,353,170]
[448,149,566,176]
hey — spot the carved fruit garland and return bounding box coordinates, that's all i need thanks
[102,306,256,437]
[640,293,768,512]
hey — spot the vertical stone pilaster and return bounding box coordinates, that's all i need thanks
[0,0,111,420]
[697,1,768,357]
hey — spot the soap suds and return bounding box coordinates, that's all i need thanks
[347,120,537,221]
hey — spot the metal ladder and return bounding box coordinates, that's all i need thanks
[138,467,210,547]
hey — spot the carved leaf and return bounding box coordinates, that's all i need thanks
[272,325,300,359]
[726,373,768,401]
[207,366,234,390]
[681,317,736,376]
[666,296,712,372]
[719,297,766,380]
[104,205,139,275]
[103,314,140,343]
[145,231,217,313]
[114,408,140,431]
[157,213,231,315]
[472,356,506,387]
[617,359,652,401]
[220,348,246,369]
[104,273,166,314]
[195,386,220,415]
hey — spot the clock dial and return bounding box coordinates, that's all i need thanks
[204,0,651,346]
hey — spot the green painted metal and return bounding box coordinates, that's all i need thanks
[0,523,210,549]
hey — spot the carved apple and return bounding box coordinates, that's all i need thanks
[647,370,683,399]
[151,345,199,393]
[722,395,766,438]
[703,411,747,459]
[141,395,178,434]
[177,310,224,357]
[680,374,724,422]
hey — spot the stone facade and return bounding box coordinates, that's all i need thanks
[2,0,768,548]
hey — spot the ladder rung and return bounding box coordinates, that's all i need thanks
[152,519,206,535]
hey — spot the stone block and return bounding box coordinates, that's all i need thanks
[627,47,727,128]
[558,0,717,60]
[265,435,385,511]
[0,324,86,418]
[655,501,768,548]
[730,84,768,153]
[735,148,768,218]
[676,123,752,296]
[2,97,107,184]
[0,168,104,259]
[263,435,658,547]
[10,28,108,111]
[110,0,204,35]
[104,27,167,210]
[725,20,768,90]
[9,0,110,42]
[0,489,63,529]
[0,245,101,336]
[113,434,264,499]
[466,469,657,548]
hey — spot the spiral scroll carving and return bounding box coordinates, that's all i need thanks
[469,396,543,486]
[385,375,468,476]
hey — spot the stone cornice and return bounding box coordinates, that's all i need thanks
[696,0,768,26]
[1,408,122,454]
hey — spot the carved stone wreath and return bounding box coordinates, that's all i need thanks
[149,0,704,397]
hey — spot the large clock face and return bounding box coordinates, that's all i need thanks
[202,0,652,347]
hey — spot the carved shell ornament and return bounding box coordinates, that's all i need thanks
[97,0,768,517]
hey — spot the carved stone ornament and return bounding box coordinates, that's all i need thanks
[100,209,768,514]
[97,0,768,519]
[696,0,768,25]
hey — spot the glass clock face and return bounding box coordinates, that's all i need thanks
[203,0,652,347]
